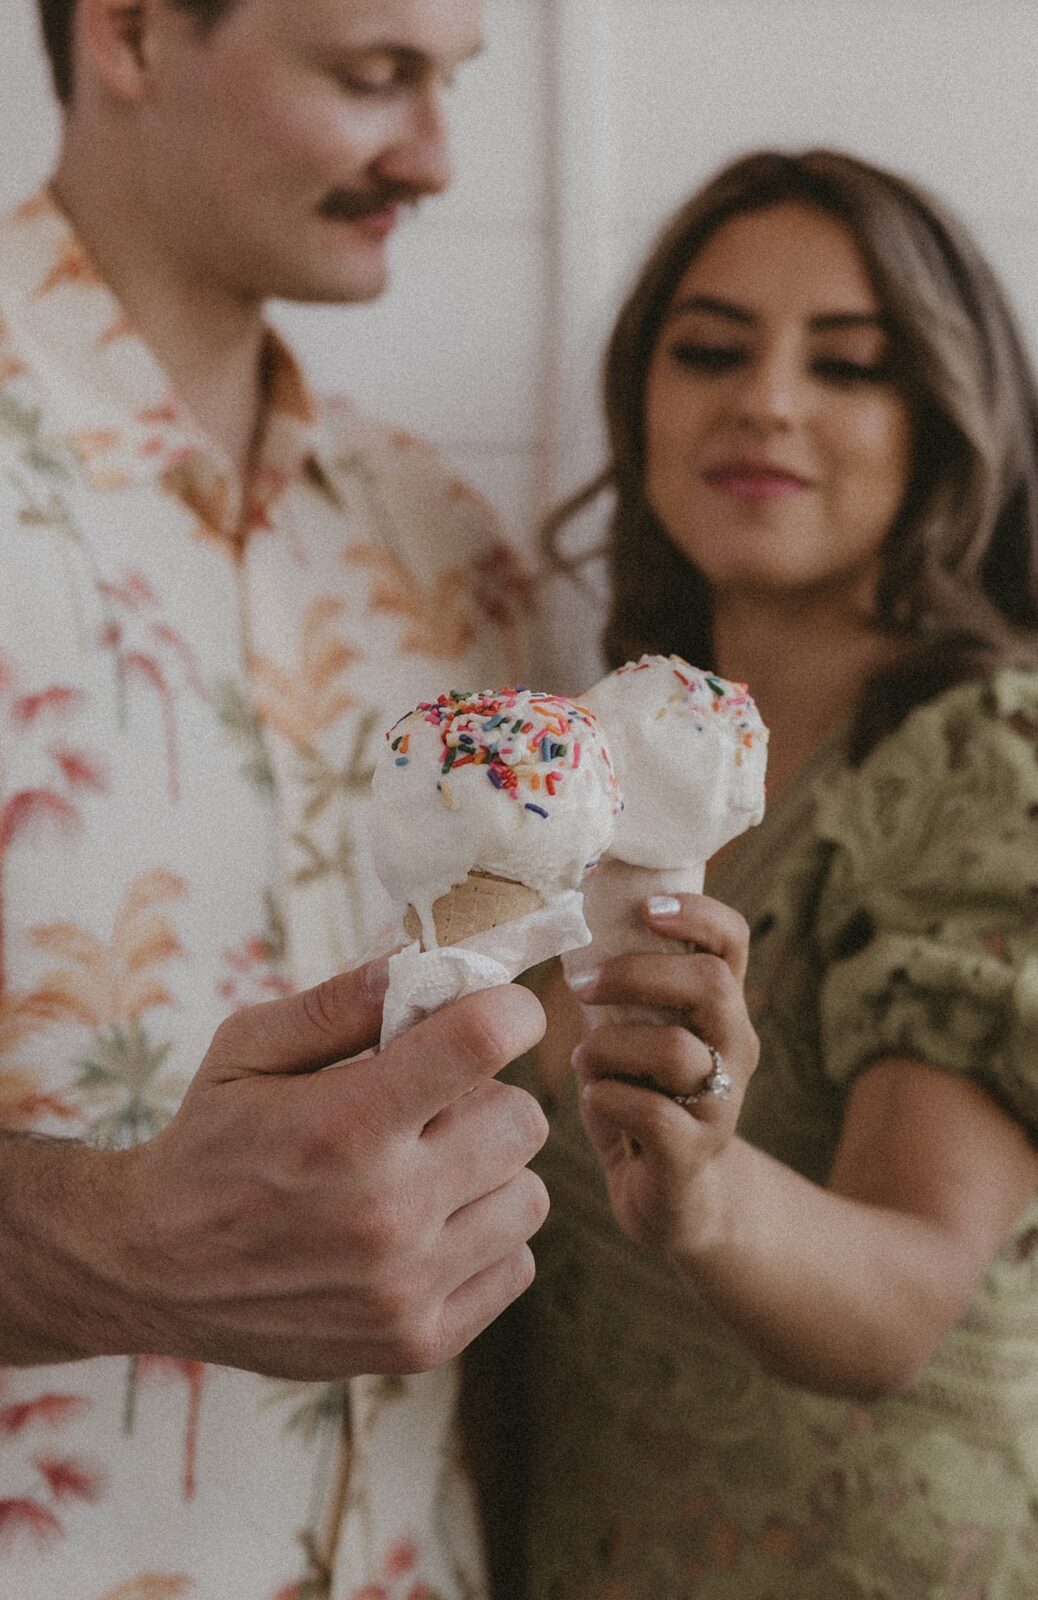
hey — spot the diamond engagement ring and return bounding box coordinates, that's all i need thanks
[672,1044,734,1106]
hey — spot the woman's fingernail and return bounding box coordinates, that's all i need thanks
[646,895,682,917]
[363,953,392,1002]
[568,968,601,996]
[570,1042,586,1072]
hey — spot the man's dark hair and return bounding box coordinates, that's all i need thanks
[38,0,236,105]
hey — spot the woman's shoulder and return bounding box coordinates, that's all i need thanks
[816,667,1038,854]
[811,666,1038,961]
[863,665,1038,770]
[811,666,1038,1119]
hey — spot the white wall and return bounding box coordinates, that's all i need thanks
[3,0,1037,692]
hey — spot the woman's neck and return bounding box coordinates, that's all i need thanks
[711,591,899,797]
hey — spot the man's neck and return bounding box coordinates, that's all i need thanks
[52,148,267,484]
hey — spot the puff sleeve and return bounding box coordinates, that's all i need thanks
[814,671,1038,1137]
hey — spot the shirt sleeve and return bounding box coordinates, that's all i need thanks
[347,411,538,689]
[813,671,1038,1137]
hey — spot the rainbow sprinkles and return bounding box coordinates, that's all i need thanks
[386,688,622,819]
[614,655,765,764]
[372,683,624,923]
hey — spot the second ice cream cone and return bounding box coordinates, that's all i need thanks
[563,857,703,1027]
[404,870,545,950]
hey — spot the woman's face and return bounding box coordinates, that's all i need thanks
[644,202,913,607]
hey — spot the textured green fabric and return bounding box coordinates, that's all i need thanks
[525,672,1038,1599]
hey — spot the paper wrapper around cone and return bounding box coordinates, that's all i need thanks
[562,857,706,1027]
[381,881,591,1048]
[404,871,544,950]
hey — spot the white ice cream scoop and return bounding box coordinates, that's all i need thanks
[370,686,623,1043]
[567,655,768,1029]
[582,654,768,881]
[372,685,622,942]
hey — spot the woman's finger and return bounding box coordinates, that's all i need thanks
[640,893,751,984]
[578,1077,720,1233]
[574,1024,746,1128]
[569,948,743,1036]
[574,1022,718,1094]
[580,1072,692,1158]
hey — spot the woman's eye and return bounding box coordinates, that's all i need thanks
[669,343,748,373]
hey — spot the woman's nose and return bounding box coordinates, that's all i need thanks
[732,350,800,433]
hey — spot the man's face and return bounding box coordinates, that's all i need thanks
[129,0,482,304]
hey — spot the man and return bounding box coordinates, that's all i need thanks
[0,2,547,1595]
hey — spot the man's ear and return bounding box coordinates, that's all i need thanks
[78,0,158,102]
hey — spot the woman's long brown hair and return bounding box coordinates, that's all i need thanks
[543,149,1038,759]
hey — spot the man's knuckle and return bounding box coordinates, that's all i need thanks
[210,1010,247,1062]
[396,1313,445,1374]
[502,1244,537,1304]
[291,1117,341,1174]
[350,1187,409,1263]
[522,1171,551,1234]
[299,979,340,1040]
[370,1267,420,1333]
[506,1087,550,1153]
[452,1003,512,1072]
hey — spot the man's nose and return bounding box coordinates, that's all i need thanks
[378,89,453,197]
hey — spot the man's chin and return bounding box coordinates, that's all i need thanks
[267,261,391,307]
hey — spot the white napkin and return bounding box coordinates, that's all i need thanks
[380,890,590,1045]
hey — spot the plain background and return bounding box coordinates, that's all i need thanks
[3,0,1037,690]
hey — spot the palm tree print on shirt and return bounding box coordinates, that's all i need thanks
[95,570,210,807]
[0,655,106,997]
[248,598,377,950]
[342,544,479,662]
[97,1577,194,1600]
[26,867,189,1147]
[0,989,79,1132]
[0,1373,104,1563]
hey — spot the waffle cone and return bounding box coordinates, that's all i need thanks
[404,870,544,950]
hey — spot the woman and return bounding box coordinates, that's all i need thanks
[524,150,1038,1599]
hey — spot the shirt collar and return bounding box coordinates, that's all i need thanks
[0,187,335,546]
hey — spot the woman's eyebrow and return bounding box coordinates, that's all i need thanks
[664,299,889,333]
[665,295,754,326]
[810,311,889,333]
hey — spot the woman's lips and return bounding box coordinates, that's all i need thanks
[703,465,811,501]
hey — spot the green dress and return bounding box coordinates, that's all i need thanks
[524,671,1038,1600]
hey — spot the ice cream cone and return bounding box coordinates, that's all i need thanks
[562,857,704,1027]
[404,870,545,950]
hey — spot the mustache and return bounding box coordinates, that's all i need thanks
[318,184,420,220]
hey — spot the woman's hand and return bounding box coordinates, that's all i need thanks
[567,894,759,1259]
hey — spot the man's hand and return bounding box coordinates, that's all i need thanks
[0,958,548,1378]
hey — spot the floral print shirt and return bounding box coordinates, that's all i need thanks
[0,189,530,1600]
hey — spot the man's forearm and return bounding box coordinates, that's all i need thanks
[0,1132,140,1365]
